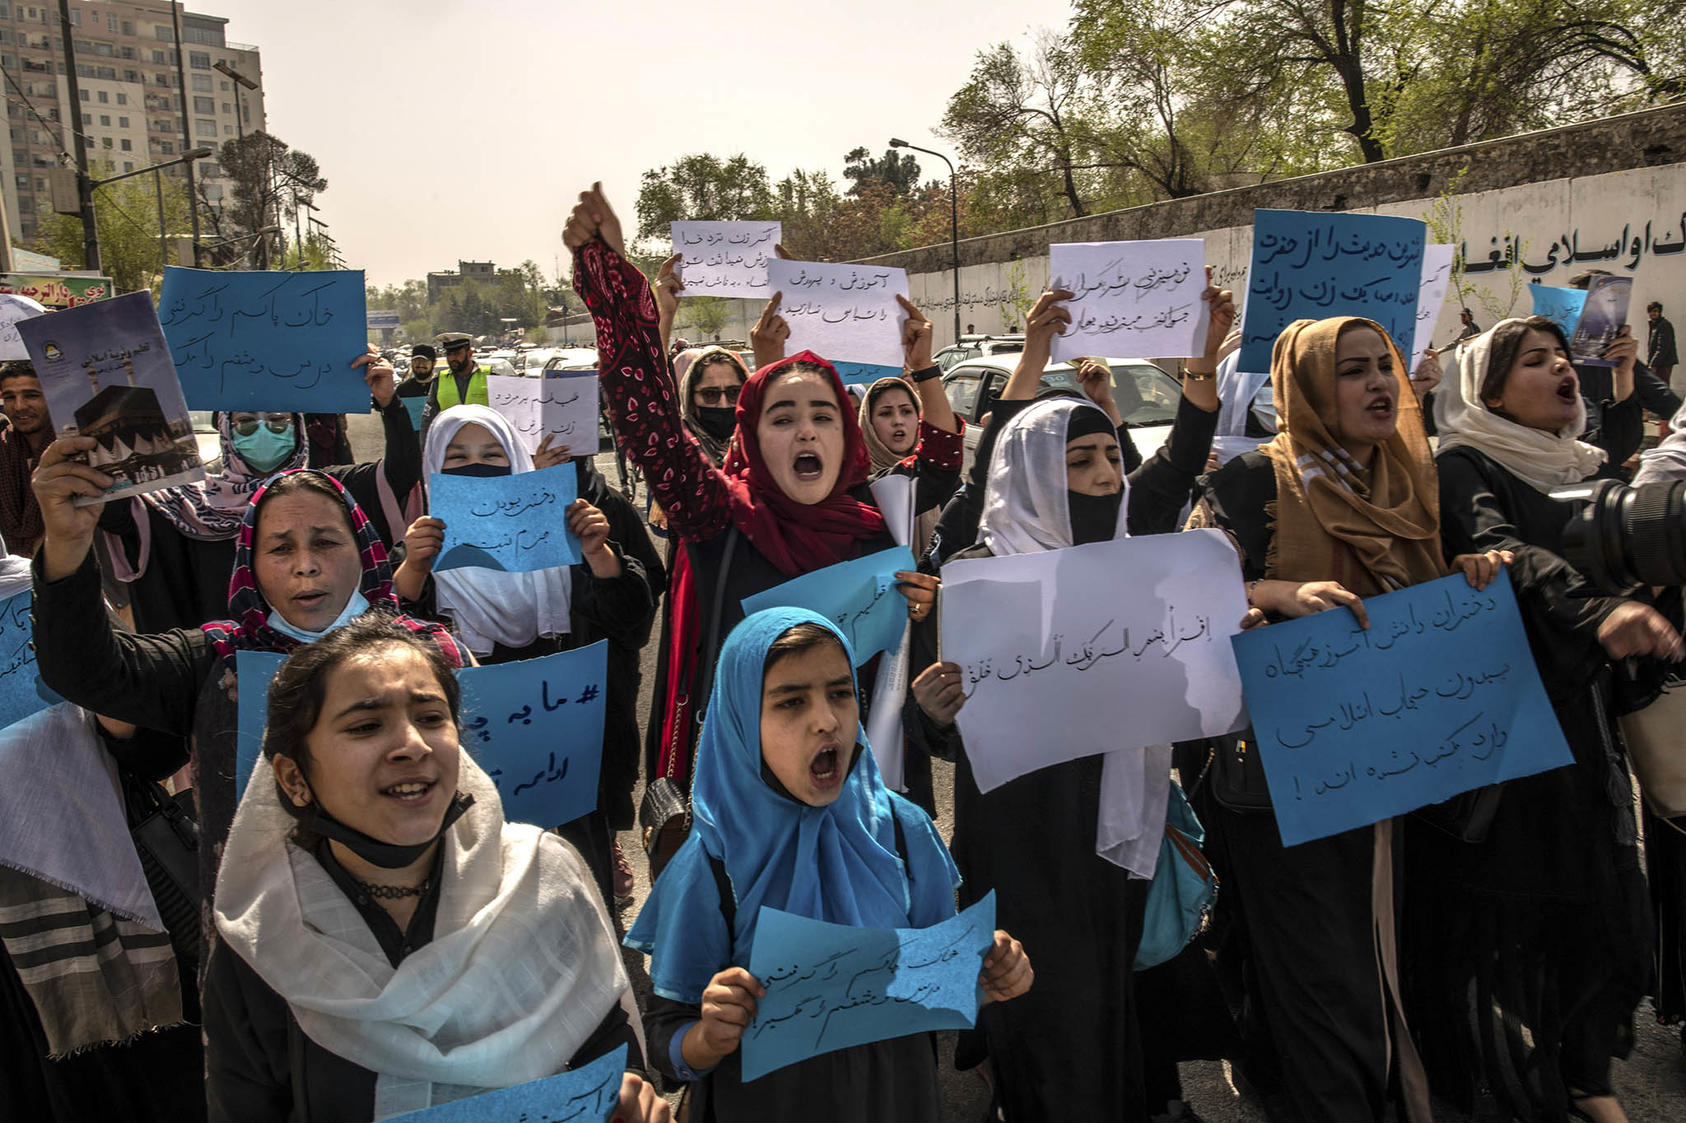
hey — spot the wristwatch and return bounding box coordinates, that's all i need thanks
[912,364,942,383]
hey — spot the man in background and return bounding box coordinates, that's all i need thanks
[0,361,51,555]
[1649,301,1678,393]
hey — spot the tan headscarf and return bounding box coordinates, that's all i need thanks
[858,377,921,473]
[1261,317,1445,595]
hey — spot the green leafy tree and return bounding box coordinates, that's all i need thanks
[33,164,194,294]
[842,146,922,196]
[634,154,778,241]
[203,131,327,269]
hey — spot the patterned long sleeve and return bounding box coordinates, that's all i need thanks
[573,239,733,541]
[909,417,963,472]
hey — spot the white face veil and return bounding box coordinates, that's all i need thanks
[978,398,1130,557]
[971,397,1167,878]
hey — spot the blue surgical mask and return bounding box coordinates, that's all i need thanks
[232,424,297,474]
[267,590,369,644]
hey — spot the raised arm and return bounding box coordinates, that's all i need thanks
[896,295,963,471]
[565,185,733,542]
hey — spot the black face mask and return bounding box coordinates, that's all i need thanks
[307,791,474,869]
[695,406,737,442]
[441,462,511,478]
[1067,489,1123,545]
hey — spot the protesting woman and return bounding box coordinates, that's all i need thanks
[1185,316,1504,1123]
[29,452,464,917]
[564,184,950,861]
[97,349,422,633]
[0,538,206,1122]
[627,607,1030,1120]
[393,404,662,900]
[857,368,962,561]
[1414,315,1678,1123]
[203,616,664,1122]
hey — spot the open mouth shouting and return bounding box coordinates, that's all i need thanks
[792,450,824,483]
[1364,394,1395,421]
[1556,374,1579,404]
[808,743,845,792]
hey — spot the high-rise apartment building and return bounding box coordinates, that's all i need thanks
[0,1,266,247]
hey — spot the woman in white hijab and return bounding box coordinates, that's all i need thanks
[1415,314,1678,1123]
[393,404,661,903]
[907,396,1174,1121]
[203,616,667,1122]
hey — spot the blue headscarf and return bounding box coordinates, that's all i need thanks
[626,607,959,1003]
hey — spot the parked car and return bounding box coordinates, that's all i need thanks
[942,356,1184,472]
[934,334,1026,373]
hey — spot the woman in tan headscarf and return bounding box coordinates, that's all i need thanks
[1185,316,1503,1123]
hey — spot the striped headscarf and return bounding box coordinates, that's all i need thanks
[200,470,463,673]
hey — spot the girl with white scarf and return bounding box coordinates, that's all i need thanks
[203,616,666,1122]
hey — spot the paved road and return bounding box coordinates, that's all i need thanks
[347,418,1686,1120]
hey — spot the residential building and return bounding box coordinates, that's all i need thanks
[0,1,266,245]
[427,260,496,302]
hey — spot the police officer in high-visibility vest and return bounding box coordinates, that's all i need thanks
[422,332,490,437]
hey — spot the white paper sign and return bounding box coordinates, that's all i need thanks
[1049,240,1209,363]
[1410,244,1456,374]
[0,293,47,361]
[767,260,908,369]
[940,530,1250,792]
[670,221,783,298]
[869,473,916,548]
[484,372,598,454]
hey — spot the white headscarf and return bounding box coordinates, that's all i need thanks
[214,751,628,1118]
[978,398,1130,555]
[1434,318,1606,493]
[973,398,1168,878]
[1212,350,1272,466]
[423,406,572,656]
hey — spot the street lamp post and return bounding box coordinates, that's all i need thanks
[88,147,214,276]
[890,138,961,345]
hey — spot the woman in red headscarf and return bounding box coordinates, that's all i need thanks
[564,185,959,874]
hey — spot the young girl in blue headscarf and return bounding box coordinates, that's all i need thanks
[626,607,1032,1120]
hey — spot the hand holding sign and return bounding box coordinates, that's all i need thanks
[1048,240,1210,362]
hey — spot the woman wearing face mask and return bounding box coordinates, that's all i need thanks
[1409,316,1682,1123]
[393,405,663,902]
[626,608,1030,1121]
[564,186,954,867]
[203,617,666,1123]
[94,349,422,633]
[1182,317,1504,1123]
[904,395,1204,1121]
[29,449,465,932]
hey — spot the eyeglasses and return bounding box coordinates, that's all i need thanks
[231,416,292,436]
[695,386,741,406]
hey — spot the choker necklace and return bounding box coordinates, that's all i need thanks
[354,876,432,900]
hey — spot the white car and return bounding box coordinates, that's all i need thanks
[941,356,1184,472]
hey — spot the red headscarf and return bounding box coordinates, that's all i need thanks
[718,350,886,576]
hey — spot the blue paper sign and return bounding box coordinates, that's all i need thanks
[1230,572,1574,847]
[1240,209,1427,374]
[235,649,286,801]
[383,1043,626,1123]
[740,545,916,666]
[742,891,995,1082]
[430,462,582,573]
[236,643,607,828]
[159,267,370,412]
[460,642,608,829]
[401,395,427,430]
[1529,283,1588,338]
[0,591,55,731]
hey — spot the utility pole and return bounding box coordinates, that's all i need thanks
[170,1,202,265]
[57,0,98,271]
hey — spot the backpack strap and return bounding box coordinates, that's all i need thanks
[705,804,911,953]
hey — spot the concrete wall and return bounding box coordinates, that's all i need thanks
[859,104,1686,353]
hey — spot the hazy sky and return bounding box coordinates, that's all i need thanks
[209,0,1071,288]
